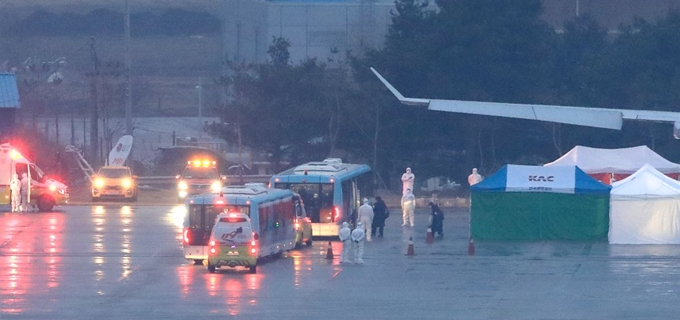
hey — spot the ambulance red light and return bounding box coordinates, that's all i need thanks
[229,213,237,218]
[214,199,225,205]
[10,149,20,160]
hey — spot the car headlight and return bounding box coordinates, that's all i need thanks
[49,184,57,192]
[210,181,222,192]
[94,178,105,188]
[178,181,188,190]
[122,178,132,188]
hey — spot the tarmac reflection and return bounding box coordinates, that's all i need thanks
[176,263,263,316]
[0,212,65,315]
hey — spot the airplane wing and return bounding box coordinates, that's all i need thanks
[371,67,680,133]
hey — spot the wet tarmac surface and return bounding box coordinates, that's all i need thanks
[2,204,680,319]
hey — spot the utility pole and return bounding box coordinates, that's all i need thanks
[125,0,132,136]
[89,37,99,165]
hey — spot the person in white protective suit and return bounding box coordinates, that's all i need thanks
[351,222,366,264]
[10,174,20,212]
[357,198,374,242]
[401,188,416,227]
[401,167,415,195]
[468,168,483,186]
[338,222,352,263]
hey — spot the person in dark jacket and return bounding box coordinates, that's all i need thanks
[428,202,444,238]
[371,196,389,237]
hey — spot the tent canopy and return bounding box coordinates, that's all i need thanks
[471,165,610,241]
[611,164,680,199]
[609,164,680,244]
[471,164,610,194]
[544,145,680,174]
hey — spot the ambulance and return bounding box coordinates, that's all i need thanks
[0,144,69,211]
[176,159,224,201]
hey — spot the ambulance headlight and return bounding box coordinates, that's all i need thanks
[122,178,132,188]
[178,181,188,190]
[210,181,222,193]
[94,178,105,188]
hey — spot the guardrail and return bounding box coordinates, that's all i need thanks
[137,175,272,188]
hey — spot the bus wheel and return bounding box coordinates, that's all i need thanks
[208,265,216,273]
[248,266,257,274]
[37,195,55,212]
[193,259,203,265]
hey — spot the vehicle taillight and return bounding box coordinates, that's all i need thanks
[209,240,215,246]
[183,228,192,244]
[333,206,341,222]
[250,233,258,255]
[209,240,216,254]
[294,218,300,230]
[250,240,257,254]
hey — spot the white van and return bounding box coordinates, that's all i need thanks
[207,212,258,273]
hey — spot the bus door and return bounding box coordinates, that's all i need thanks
[341,179,360,226]
[186,205,220,247]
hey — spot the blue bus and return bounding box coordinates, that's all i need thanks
[182,183,297,267]
[270,158,373,237]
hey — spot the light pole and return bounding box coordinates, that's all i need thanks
[124,0,132,136]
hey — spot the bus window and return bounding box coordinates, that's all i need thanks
[188,206,206,228]
[276,183,333,223]
[208,205,249,218]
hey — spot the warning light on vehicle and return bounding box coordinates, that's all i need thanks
[10,149,20,160]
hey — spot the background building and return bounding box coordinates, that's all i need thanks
[223,0,395,63]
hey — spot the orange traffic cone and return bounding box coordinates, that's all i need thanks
[326,241,334,259]
[405,237,415,256]
[426,227,434,244]
[467,237,475,256]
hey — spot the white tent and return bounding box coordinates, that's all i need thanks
[609,164,680,244]
[545,145,680,174]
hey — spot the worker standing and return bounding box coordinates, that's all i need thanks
[338,222,352,263]
[401,188,416,227]
[351,222,366,264]
[357,198,374,242]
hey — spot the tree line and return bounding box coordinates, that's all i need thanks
[213,0,680,191]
